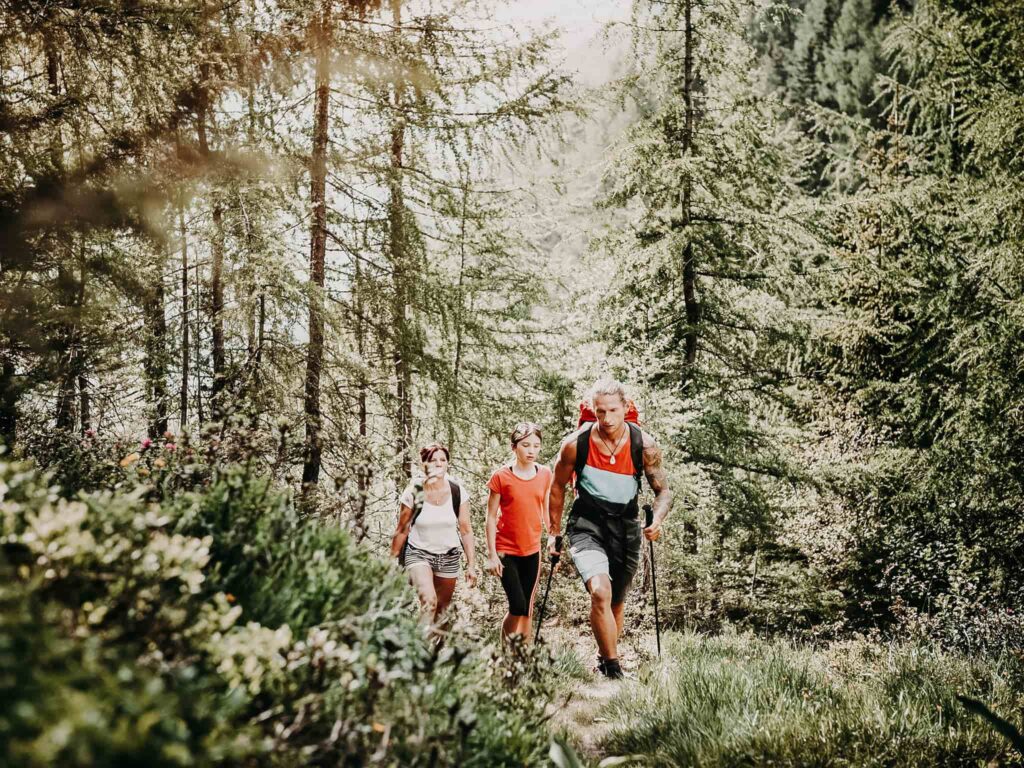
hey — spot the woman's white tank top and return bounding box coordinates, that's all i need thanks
[400,477,466,554]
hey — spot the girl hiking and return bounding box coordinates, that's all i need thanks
[390,442,478,629]
[485,422,553,643]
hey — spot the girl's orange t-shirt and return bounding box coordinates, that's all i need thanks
[487,464,551,556]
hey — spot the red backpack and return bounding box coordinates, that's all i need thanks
[576,399,641,429]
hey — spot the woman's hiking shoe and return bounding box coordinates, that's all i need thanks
[597,657,624,680]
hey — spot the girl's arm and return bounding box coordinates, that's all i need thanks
[458,498,478,586]
[390,503,415,559]
[485,489,503,577]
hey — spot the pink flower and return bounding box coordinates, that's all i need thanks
[164,442,176,452]
[140,438,153,450]
[84,429,96,439]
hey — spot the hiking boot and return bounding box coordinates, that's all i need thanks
[598,657,624,680]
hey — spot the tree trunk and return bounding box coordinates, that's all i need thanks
[210,205,225,413]
[179,206,190,428]
[145,248,169,439]
[77,247,90,434]
[47,42,77,431]
[301,0,332,497]
[196,69,226,418]
[389,0,413,482]
[447,180,470,456]
[680,0,700,393]
[0,357,16,447]
[241,0,261,416]
[709,508,725,624]
[749,546,759,601]
[195,261,204,426]
[256,292,265,371]
[353,229,370,540]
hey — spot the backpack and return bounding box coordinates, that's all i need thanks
[398,479,462,566]
[575,399,641,430]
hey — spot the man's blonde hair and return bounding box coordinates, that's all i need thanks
[588,378,628,407]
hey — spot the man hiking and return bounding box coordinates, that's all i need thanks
[547,379,673,679]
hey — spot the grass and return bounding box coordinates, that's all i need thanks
[553,643,594,688]
[597,630,1024,767]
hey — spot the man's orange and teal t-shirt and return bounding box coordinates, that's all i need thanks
[487,465,551,556]
[576,427,639,506]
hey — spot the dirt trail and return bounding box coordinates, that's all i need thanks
[545,624,658,762]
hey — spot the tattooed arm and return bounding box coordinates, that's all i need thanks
[641,432,674,541]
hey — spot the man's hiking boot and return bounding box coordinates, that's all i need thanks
[597,656,624,680]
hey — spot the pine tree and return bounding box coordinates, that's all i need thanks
[817,0,886,118]
[594,0,818,624]
[301,0,333,496]
[0,0,201,442]
[784,0,840,106]
[806,0,1024,627]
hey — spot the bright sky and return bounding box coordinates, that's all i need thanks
[490,0,631,86]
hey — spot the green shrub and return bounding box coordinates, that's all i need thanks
[0,462,256,766]
[0,460,556,766]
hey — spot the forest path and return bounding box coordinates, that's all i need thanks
[545,623,658,764]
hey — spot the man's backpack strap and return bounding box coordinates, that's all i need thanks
[628,422,644,487]
[574,426,591,488]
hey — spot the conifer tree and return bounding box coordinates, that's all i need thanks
[805,0,1024,627]
[594,0,817,622]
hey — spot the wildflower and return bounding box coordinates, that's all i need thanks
[140,437,153,450]
[120,452,140,467]
[163,430,175,441]
[153,458,166,469]
[165,442,177,452]
[84,428,96,439]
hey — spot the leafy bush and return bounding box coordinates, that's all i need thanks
[0,460,556,766]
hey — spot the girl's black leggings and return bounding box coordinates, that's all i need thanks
[499,551,541,617]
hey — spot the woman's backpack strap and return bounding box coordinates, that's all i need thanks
[408,482,425,528]
[449,479,461,518]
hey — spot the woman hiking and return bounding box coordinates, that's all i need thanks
[485,422,553,643]
[390,442,478,630]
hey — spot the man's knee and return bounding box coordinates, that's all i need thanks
[589,577,613,608]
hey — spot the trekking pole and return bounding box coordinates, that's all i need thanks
[534,535,562,643]
[644,504,662,656]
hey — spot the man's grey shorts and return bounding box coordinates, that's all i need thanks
[566,511,642,605]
